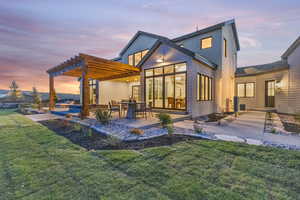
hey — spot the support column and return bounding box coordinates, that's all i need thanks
[49,75,55,111]
[81,67,90,119]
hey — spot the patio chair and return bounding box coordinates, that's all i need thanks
[135,102,147,119]
[108,102,121,118]
[120,99,128,117]
[146,103,153,118]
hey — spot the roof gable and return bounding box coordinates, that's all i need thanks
[137,38,217,69]
[118,31,169,56]
[172,19,240,51]
[282,36,300,59]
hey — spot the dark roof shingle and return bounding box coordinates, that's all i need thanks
[235,60,289,77]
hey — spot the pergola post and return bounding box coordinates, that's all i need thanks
[49,75,55,111]
[81,67,90,119]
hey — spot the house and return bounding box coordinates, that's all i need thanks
[46,19,298,118]
[235,36,300,114]
[71,19,238,118]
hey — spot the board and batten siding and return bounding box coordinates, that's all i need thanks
[286,45,300,114]
[235,70,290,113]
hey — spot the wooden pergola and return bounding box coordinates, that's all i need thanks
[47,53,140,118]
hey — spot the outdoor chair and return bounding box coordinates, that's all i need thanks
[135,102,147,119]
[120,99,128,117]
[146,103,153,118]
[108,102,121,118]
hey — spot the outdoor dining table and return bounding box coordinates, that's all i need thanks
[120,101,145,119]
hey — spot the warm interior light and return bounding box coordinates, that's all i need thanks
[156,58,163,63]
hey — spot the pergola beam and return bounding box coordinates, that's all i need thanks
[81,66,90,119]
[49,75,55,111]
[47,53,140,119]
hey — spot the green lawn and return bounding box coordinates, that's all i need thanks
[0,110,300,200]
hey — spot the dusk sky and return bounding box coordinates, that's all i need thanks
[0,0,299,94]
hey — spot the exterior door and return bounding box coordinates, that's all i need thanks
[265,80,275,107]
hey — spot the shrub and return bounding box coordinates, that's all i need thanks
[95,109,112,125]
[82,127,93,138]
[166,124,174,135]
[130,128,144,135]
[193,124,203,134]
[156,113,172,128]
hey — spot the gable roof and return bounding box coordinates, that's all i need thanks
[136,37,217,69]
[118,31,169,56]
[281,36,300,59]
[235,60,289,77]
[172,19,240,51]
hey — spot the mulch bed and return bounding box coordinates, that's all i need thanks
[40,120,201,150]
[278,114,300,134]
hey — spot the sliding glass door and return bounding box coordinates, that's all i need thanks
[145,63,186,110]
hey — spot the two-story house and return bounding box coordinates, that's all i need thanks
[76,19,239,118]
[47,19,300,118]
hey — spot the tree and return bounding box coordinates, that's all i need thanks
[9,80,22,101]
[32,87,41,109]
[53,89,58,104]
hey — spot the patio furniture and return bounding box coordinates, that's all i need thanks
[120,100,129,117]
[125,101,136,119]
[146,103,153,117]
[135,102,147,119]
[108,102,121,118]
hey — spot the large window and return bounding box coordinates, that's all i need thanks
[201,37,213,49]
[145,63,186,110]
[237,83,255,98]
[89,79,97,104]
[197,74,213,101]
[128,49,149,66]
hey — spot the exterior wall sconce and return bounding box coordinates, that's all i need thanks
[275,80,283,92]
[156,56,164,63]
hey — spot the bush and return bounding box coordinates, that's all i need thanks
[156,113,172,128]
[95,109,112,125]
[130,128,144,135]
[166,124,174,135]
[193,124,203,134]
[82,127,93,138]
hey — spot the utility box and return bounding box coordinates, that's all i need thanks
[234,96,239,113]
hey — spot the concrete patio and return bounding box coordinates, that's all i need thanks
[174,111,300,148]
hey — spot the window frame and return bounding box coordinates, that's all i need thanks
[200,36,213,49]
[237,82,255,98]
[144,62,187,110]
[128,49,149,66]
[197,73,213,101]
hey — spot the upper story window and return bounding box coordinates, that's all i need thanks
[224,38,227,57]
[197,74,213,101]
[201,37,213,49]
[237,83,255,98]
[128,49,149,66]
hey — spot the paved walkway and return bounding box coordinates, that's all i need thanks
[175,111,300,148]
[25,114,63,122]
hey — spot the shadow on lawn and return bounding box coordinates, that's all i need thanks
[40,119,201,150]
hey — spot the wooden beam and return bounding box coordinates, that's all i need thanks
[49,75,55,111]
[81,66,90,119]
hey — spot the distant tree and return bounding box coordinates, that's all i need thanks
[53,89,58,104]
[32,87,41,109]
[9,80,22,101]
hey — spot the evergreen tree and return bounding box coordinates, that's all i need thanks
[9,80,21,101]
[32,87,41,109]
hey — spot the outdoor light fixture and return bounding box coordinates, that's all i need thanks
[156,57,164,63]
[275,80,283,92]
